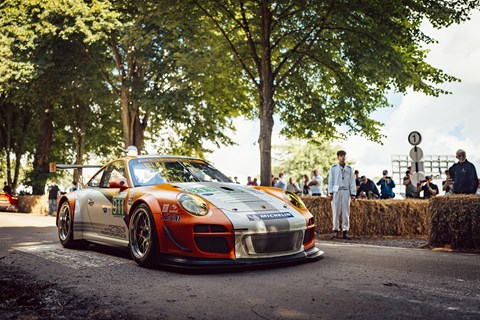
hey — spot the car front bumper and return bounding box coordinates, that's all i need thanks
[158,245,324,271]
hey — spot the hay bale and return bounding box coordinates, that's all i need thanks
[303,197,430,237]
[429,195,480,249]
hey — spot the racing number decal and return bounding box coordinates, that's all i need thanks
[112,197,125,217]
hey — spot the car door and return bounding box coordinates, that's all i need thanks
[85,160,130,246]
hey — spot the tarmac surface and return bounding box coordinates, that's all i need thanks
[1,212,479,319]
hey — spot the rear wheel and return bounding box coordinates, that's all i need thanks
[129,204,160,267]
[58,201,85,248]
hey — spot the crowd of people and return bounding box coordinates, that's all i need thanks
[242,148,480,200]
[239,149,479,240]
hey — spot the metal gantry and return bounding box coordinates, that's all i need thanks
[391,154,456,185]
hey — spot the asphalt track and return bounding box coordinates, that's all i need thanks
[1,212,479,319]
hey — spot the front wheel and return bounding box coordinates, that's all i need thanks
[129,204,160,268]
[58,201,85,248]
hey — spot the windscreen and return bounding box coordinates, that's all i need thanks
[128,158,232,186]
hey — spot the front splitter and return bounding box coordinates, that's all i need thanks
[158,246,324,271]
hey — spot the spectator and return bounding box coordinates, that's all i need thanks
[247,176,253,185]
[476,179,480,195]
[286,177,300,194]
[328,150,356,240]
[234,176,240,184]
[308,169,323,196]
[69,181,78,193]
[449,149,478,194]
[377,170,395,199]
[354,170,361,191]
[302,174,310,195]
[252,178,258,186]
[356,175,380,199]
[47,181,59,216]
[3,182,12,194]
[272,177,279,187]
[417,175,439,199]
[403,176,417,198]
[275,173,287,190]
[442,170,453,195]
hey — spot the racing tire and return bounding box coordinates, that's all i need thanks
[58,201,85,249]
[129,203,160,268]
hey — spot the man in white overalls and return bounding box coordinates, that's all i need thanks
[327,150,356,240]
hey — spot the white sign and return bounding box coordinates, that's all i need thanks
[408,131,422,146]
[409,146,424,162]
[410,161,424,173]
[411,172,426,186]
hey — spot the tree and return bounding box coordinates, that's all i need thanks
[0,94,36,192]
[272,139,341,184]
[192,0,479,186]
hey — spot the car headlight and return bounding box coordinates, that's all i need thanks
[284,191,307,210]
[178,194,209,216]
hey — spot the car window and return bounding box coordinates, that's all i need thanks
[87,169,104,187]
[129,158,232,186]
[100,161,127,188]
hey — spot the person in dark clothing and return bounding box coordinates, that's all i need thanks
[442,169,453,195]
[449,149,478,194]
[48,182,59,216]
[417,175,439,199]
[3,182,12,194]
[356,176,380,199]
[403,176,417,198]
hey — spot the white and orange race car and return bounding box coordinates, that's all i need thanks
[56,155,323,269]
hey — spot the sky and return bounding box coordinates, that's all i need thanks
[205,11,480,185]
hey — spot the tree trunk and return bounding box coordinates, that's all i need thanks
[120,86,133,148]
[73,103,88,184]
[32,109,54,195]
[258,1,274,186]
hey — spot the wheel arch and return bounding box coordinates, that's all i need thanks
[56,195,74,228]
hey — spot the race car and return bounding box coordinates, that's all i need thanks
[56,155,323,269]
[0,192,18,212]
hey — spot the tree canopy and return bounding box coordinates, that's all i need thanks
[1,0,479,193]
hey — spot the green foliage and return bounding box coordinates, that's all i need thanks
[272,139,343,183]
[192,0,479,144]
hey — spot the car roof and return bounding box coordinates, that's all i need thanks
[125,155,205,161]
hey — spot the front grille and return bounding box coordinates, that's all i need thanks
[245,231,303,254]
[195,236,231,253]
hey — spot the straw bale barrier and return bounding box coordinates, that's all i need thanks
[302,197,430,237]
[429,195,480,249]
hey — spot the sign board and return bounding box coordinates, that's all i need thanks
[411,161,424,173]
[408,131,422,146]
[409,146,424,162]
[411,172,426,187]
[49,162,56,173]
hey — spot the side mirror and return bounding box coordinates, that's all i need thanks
[109,178,129,190]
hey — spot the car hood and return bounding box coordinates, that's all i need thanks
[171,182,292,213]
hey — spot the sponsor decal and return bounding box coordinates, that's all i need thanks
[100,224,127,239]
[162,204,169,213]
[246,212,294,221]
[112,197,125,217]
[185,186,217,194]
[163,215,181,222]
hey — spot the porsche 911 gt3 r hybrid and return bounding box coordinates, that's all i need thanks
[56,155,323,269]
